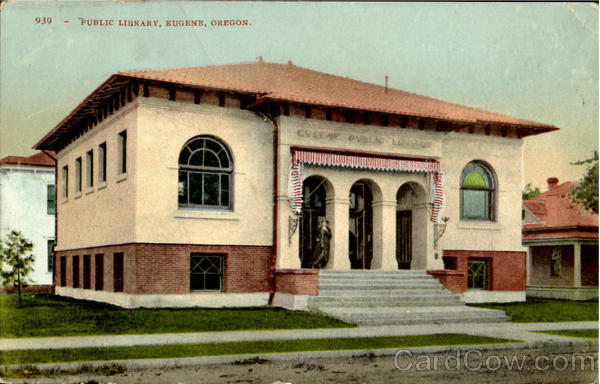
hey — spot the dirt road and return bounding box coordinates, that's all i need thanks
[5,349,598,384]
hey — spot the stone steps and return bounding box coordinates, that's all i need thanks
[318,306,510,326]
[309,270,510,326]
[309,295,462,308]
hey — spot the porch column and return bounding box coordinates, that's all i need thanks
[526,247,532,286]
[574,242,582,287]
[371,200,397,270]
[325,198,350,269]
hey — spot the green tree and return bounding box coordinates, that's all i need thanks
[569,151,598,214]
[0,230,35,305]
[522,183,541,200]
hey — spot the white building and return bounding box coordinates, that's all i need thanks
[0,152,56,287]
[35,60,558,312]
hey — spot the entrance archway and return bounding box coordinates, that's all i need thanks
[299,176,333,269]
[349,181,374,269]
[396,182,428,269]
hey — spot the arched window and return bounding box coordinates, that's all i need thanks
[178,136,233,209]
[460,162,495,221]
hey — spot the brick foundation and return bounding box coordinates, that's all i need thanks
[428,250,526,293]
[1,285,54,294]
[275,269,319,295]
[55,243,273,295]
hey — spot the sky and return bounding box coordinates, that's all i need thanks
[1,1,597,190]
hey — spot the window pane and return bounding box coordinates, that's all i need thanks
[463,172,486,189]
[99,143,106,182]
[47,240,55,272]
[178,171,188,205]
[118,130,127,174]
[462,163,492,189]
[203,173,220,205]
[95,254,104,291]
[186,138,205,153]
[62,166,68,198]
[221,174,229,207]
[203,151,220,168]
[205,139,222,155]
[189,150,220,168]
[190,274,206,290]
[86,151,94,187]
[205,274,221,290]
[76,158,82,192]
[462,190,489,219]
[113,253,123,292]
[47,185,56,214]
[178,146,191,165]
[218,150,230,169]
[189,172,203,205]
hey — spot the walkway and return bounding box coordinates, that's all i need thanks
[1,321,597,351]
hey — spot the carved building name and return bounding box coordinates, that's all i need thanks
[295,129,432,149]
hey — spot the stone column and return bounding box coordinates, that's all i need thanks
[371,200,397,270]
[574,242,582,287]
[325,197,350,270]
[526,247,532,286]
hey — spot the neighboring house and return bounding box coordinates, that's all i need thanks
[34,59,557,308]
[0,152,56,289]
[523,177,598,300]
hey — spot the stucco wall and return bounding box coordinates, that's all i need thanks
[439,132,525,253]
[134,98,273,246]
[0,166,55,284]
[55,103,138,251]
[276,116,525,270]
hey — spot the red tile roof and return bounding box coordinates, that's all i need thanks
[120,61,556,129]
[35,60,559,151]
[0,152,55,168]
[523,181,598,241]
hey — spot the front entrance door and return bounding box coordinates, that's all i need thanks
[299,176,327,268]
[349,182,373,269]
[299,210,325,268]
[396,210,412,269]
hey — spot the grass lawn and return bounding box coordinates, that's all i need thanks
[0,334,519,365]
[0,293,353,338]
[469,299,598,323]
[533,329,599,339]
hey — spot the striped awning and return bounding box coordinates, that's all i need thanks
[289,148,445,223]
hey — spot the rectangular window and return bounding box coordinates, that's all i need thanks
[190,254,224,291]
[468,259,490,289]
[551,247,562,277]
[72,255,80,288]
[83,255,91,289]
[47,184,56,214]
[95,254,104,290]
[113,252,124,292]
[98,142,107,182]
[47,239,55,272]
[62,165,69,198]
[86,150,94,188]
[118,130,127,174]
[75,157,82,193]
[60,256,66,286]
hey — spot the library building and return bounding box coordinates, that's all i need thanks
[35,60,558,322]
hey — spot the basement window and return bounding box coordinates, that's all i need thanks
[190,254,224,291]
